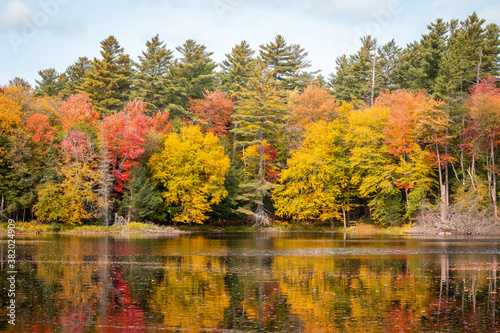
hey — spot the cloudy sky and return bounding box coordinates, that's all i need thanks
[1,0,499,85]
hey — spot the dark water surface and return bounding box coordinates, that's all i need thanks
[1,232,500,332]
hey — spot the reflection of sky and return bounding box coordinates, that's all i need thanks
[0,0,499,84]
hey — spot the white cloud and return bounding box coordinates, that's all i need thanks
[0,0,34,29]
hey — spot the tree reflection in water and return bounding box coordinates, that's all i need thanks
[1,233,499,332]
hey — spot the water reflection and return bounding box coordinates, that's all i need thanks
[0,233,499,332]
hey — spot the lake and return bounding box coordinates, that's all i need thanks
[1,232,499,332]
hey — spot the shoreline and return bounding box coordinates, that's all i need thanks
[1,221,499,236]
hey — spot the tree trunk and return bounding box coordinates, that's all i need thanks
[254,128,266,228]
[491,134,498,218]
[477,48,483,84]
[232,123,238,160]
[370,40,377,107]
[341,203,347,229]
[436,141,448,222]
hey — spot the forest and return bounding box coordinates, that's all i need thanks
[1,12,499,230]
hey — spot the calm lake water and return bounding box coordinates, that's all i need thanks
[1,232,500,332]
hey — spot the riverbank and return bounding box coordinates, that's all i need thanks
[0,221,417,235]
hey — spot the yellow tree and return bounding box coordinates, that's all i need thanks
[286,84,339,150]
[35,130,99,224]
[149,126,230,224]
[273,121,346,226]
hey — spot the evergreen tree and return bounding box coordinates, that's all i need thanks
[219,40,255,99]
[133,35,174,114]
[434,14,500,101]
[8,77,32,89]
[395,19,449,95]
[35,68,64,96]
[259,35,313,90]
[232,62,286,227]
[329,36,379,106]
[118,166,162,223]
[328,54,357,102]
[62,57,91,97]
[378,39,402,91]
[81,36,133,116]
[168,39,217,116]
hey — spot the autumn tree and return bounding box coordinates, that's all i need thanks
[99,100,152,192]
[375,90,438,220]
[149,126,230,224]
[188,90,234,137]
[467,77,500,217]
[273,121,346,226]
[35,131,99,224]
[286,85,339,149]
[59,93,100,132]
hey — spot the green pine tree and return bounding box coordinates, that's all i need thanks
[81,36,133,116]
[118,166,163,223]
[132,35,174,114]
[168,39,217,116]
[219,40,255,99]
[259,35,313,90]
[35,68,64,96]
[62,57,91,98]
[8,77,32,89]
[232,62,286,227]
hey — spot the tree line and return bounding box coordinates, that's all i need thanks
[1,12,499,229]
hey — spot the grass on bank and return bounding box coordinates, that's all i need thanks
[0,221,180,234]
[0,220,415,234]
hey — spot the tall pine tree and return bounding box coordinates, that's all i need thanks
[81,36,133,116]
[133,35,174,114]
[232,62,286,226]
[168,39,217,116]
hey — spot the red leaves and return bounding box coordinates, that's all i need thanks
[376,90,445,158]
[376,90,420,157]
[61,130,94,163]
[59,93,100,131]
[100,100,153,191]
[152,111,173,135]
[468,76,500,130]
[25,113,56,147]
[188,90,234,137]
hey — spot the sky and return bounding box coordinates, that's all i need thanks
[1,0,499,85]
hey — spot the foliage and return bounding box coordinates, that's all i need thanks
[81,36,133,115]
[59,93,100,132]
[273,121,345,223]
[149,126,230,224]
[188,90,235,137]
[100,100,152,191]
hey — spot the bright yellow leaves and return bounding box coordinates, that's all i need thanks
[273,121,345,222]
[0,86,23,136]
[35,162,99,224]
[149,126,230,224]
[35,131,99,224]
